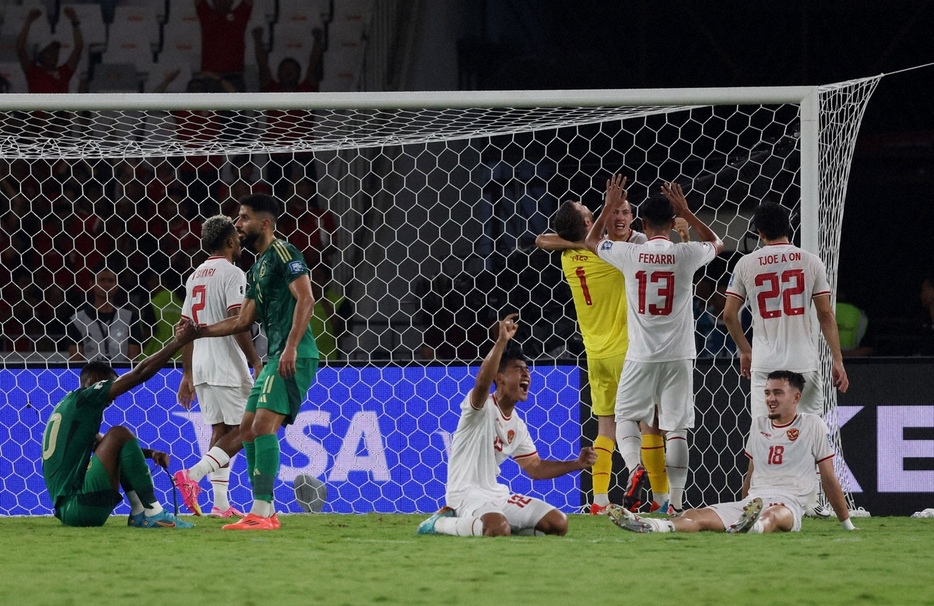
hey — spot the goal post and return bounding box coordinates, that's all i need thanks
[0,78,880,516]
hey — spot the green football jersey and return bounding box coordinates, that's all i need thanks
[41,380,113,508]
[246,238,319,359]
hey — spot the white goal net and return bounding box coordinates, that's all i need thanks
[0,79,879,515]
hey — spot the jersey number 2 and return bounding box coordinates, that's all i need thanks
[190,284,207,325]
[755,270,805,319]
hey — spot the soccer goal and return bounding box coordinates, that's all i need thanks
[0,78,879,516]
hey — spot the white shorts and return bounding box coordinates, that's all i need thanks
[615,359,695,431]
[709,494,803,532]
[456,491,556,534]
[750,370,823,418]
[195,383,251,426]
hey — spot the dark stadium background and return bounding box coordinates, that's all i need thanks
[457,0,934,355]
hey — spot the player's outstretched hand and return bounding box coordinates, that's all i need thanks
[604,174,628,209]
[151,450,170,470]
[661,181,690,216]
[738,350,752,379]
[496,313,519,342]
[578,446,597,469]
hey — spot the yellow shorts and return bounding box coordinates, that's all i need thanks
[587,353,626,417]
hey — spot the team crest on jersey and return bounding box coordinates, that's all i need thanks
[600,240,613,251]
[289,260,304,275]
[786,428,800,442]
[507,430,515,444]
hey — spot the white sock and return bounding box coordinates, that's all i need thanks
[126,490,144,516]
[249,500,274,517]
[750,521,765,534]
[515,528,545,536]
[647,518,675,533]
[666,431,689,510]
[435,516,484,536]
[143,502,164,517]
[210,466,231,510]
[654,492,670,507]
[189,446,231,482]
[616,420,642,472]
[594,494,610,507]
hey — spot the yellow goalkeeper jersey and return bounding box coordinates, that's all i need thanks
[560,237,642,359]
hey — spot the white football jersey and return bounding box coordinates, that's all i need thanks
[726,243,831,372]
[445,392,538,509]
[745,413,834,508]
[181,256,253,388]
[597,236,717,362]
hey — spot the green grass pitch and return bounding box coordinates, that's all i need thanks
[1,514,931,605]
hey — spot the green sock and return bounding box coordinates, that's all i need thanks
[252,433,279,503]
[120,438,156,507]
[243,441,256,487]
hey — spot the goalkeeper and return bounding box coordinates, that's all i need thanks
[41,322,198,528]
[536,195,669,514]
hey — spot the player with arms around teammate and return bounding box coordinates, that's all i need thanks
[174,216,263,518]
[417,314,597,537]
[723,201,848,419]
[585,175,723,515]
[536,197,670,514]
[42,322,198,528]
[183,194,318,530]
[609,370,856,534]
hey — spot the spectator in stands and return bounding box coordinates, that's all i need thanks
[141,257,184,358]
[836,289,872,357]
[253,25,324,195]
[310,264,354,361]
[918,275,934,356]
[66,266,143,363]
[418,272,499,362]
[278,177,335,269]
[695,277,748,359]
[17,8,83,93]
[196,0,253,92]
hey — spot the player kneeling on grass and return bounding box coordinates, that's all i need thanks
[608,370,856,534]
[417,314,597,537]
[41,321,199,528]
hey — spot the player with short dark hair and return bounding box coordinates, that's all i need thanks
[173,215,263,518]
[41,323,198,528]
[537,196,671,514]
[416,314,597,537]
[585,175,724,515]
[723,199,848,517]
[182,194,318,530]
[609,370,856,534]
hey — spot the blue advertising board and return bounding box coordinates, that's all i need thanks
[0,365,583,516]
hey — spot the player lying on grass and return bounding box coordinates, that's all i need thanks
[41,321,198,528]
[608,370,856,534]
[417,314,597,537]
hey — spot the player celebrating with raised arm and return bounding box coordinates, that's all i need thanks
[42,321,198,528]
[536,198,670,514]
[722,201,848,517]
[585,175,723,515]
[416,314,597,537]
[609,370,856,534]
[173,215,263,518]
[182,194,318,530]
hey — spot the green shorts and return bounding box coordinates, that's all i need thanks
[56,454,122,527]
[246,357,318,427]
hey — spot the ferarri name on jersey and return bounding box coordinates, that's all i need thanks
[638,252,676,264]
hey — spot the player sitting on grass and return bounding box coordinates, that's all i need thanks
[417,314,597,537]
[41,321,198,528]
[608,370,856,534]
